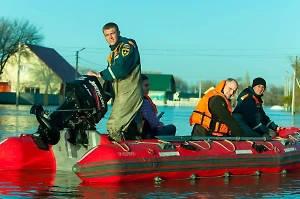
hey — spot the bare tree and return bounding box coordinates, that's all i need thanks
[263,85,284,106]
[244,71,251,89]
[28,61,61,94]
[174,76,189,92]
[0,17,44,76]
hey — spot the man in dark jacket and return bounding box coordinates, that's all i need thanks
[233,77,283,137]
[87,22,143,141]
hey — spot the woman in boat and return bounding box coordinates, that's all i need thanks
[140,74,176,139]
[189,78,245,137]
[233,77,283,138]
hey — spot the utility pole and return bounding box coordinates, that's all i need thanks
[16,42,21,106]
[291,56,297,114]
[198,76,202,99]
[288,75,291,95]
[283,77,287,96]
[286,70,292,95]
[75,47,85,79]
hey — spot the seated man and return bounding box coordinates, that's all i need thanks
[140,74,176,139]
[233,77,283,137]
[189,78,244,137]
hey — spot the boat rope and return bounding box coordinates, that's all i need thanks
[134,139,175,145]
[187,140,211,150]
[189,169,287,180]
[273,136,289,141]
[262,141,279,152]
[112,141,130,152]
[288,133,300,142]
[213,140,236,152]
[246,141,280,153]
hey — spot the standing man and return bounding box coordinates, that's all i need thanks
[87,22,143,141]
[233,77,283,137]
[189,78,244,137]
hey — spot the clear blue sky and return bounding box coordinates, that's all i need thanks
[2,0,300,87]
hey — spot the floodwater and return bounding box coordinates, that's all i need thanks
[1,104,300,198]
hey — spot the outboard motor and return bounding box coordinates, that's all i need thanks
[30,75,108,150]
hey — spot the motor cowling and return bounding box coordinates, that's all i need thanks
[30,75,108,150]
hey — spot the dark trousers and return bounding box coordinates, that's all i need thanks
[142,121,176,139]
[158,124,176,136]
[191,124,211,136]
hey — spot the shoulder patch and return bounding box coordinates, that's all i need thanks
[121,45,130,57]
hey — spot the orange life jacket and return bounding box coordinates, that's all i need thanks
[189,80,233,136]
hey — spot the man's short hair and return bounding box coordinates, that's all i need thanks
[102,22,119,33]
[226,78,238,87]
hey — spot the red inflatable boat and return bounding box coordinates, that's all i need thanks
[0,127,300,183]
[74,127,300,183]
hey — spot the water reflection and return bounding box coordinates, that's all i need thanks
[292,115,300,126]
[77,174,298,199]
[0,170,81,198]
[0,105,38,138]
[1,170,300,199]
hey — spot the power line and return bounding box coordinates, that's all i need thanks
[80,57,106,67]
[49,45,300,53]
[141,53,291,58]
[46,45,300,59]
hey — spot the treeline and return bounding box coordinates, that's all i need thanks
[175,76,286,106]
[145,71,298,107]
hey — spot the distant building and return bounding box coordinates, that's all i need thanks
[173,92,179,101]
[144,74,176,103]
[1,44,80,95]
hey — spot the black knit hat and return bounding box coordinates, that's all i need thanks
[252,77,266,88]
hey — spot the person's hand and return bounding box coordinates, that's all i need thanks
[276,126,284,131]
[86,70,95,76]
[87,70,101,78]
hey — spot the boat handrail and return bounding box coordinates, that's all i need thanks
[212,140,236,152]
[112,141,130,152]
[187,140,211,150]
[156,136,268,142]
